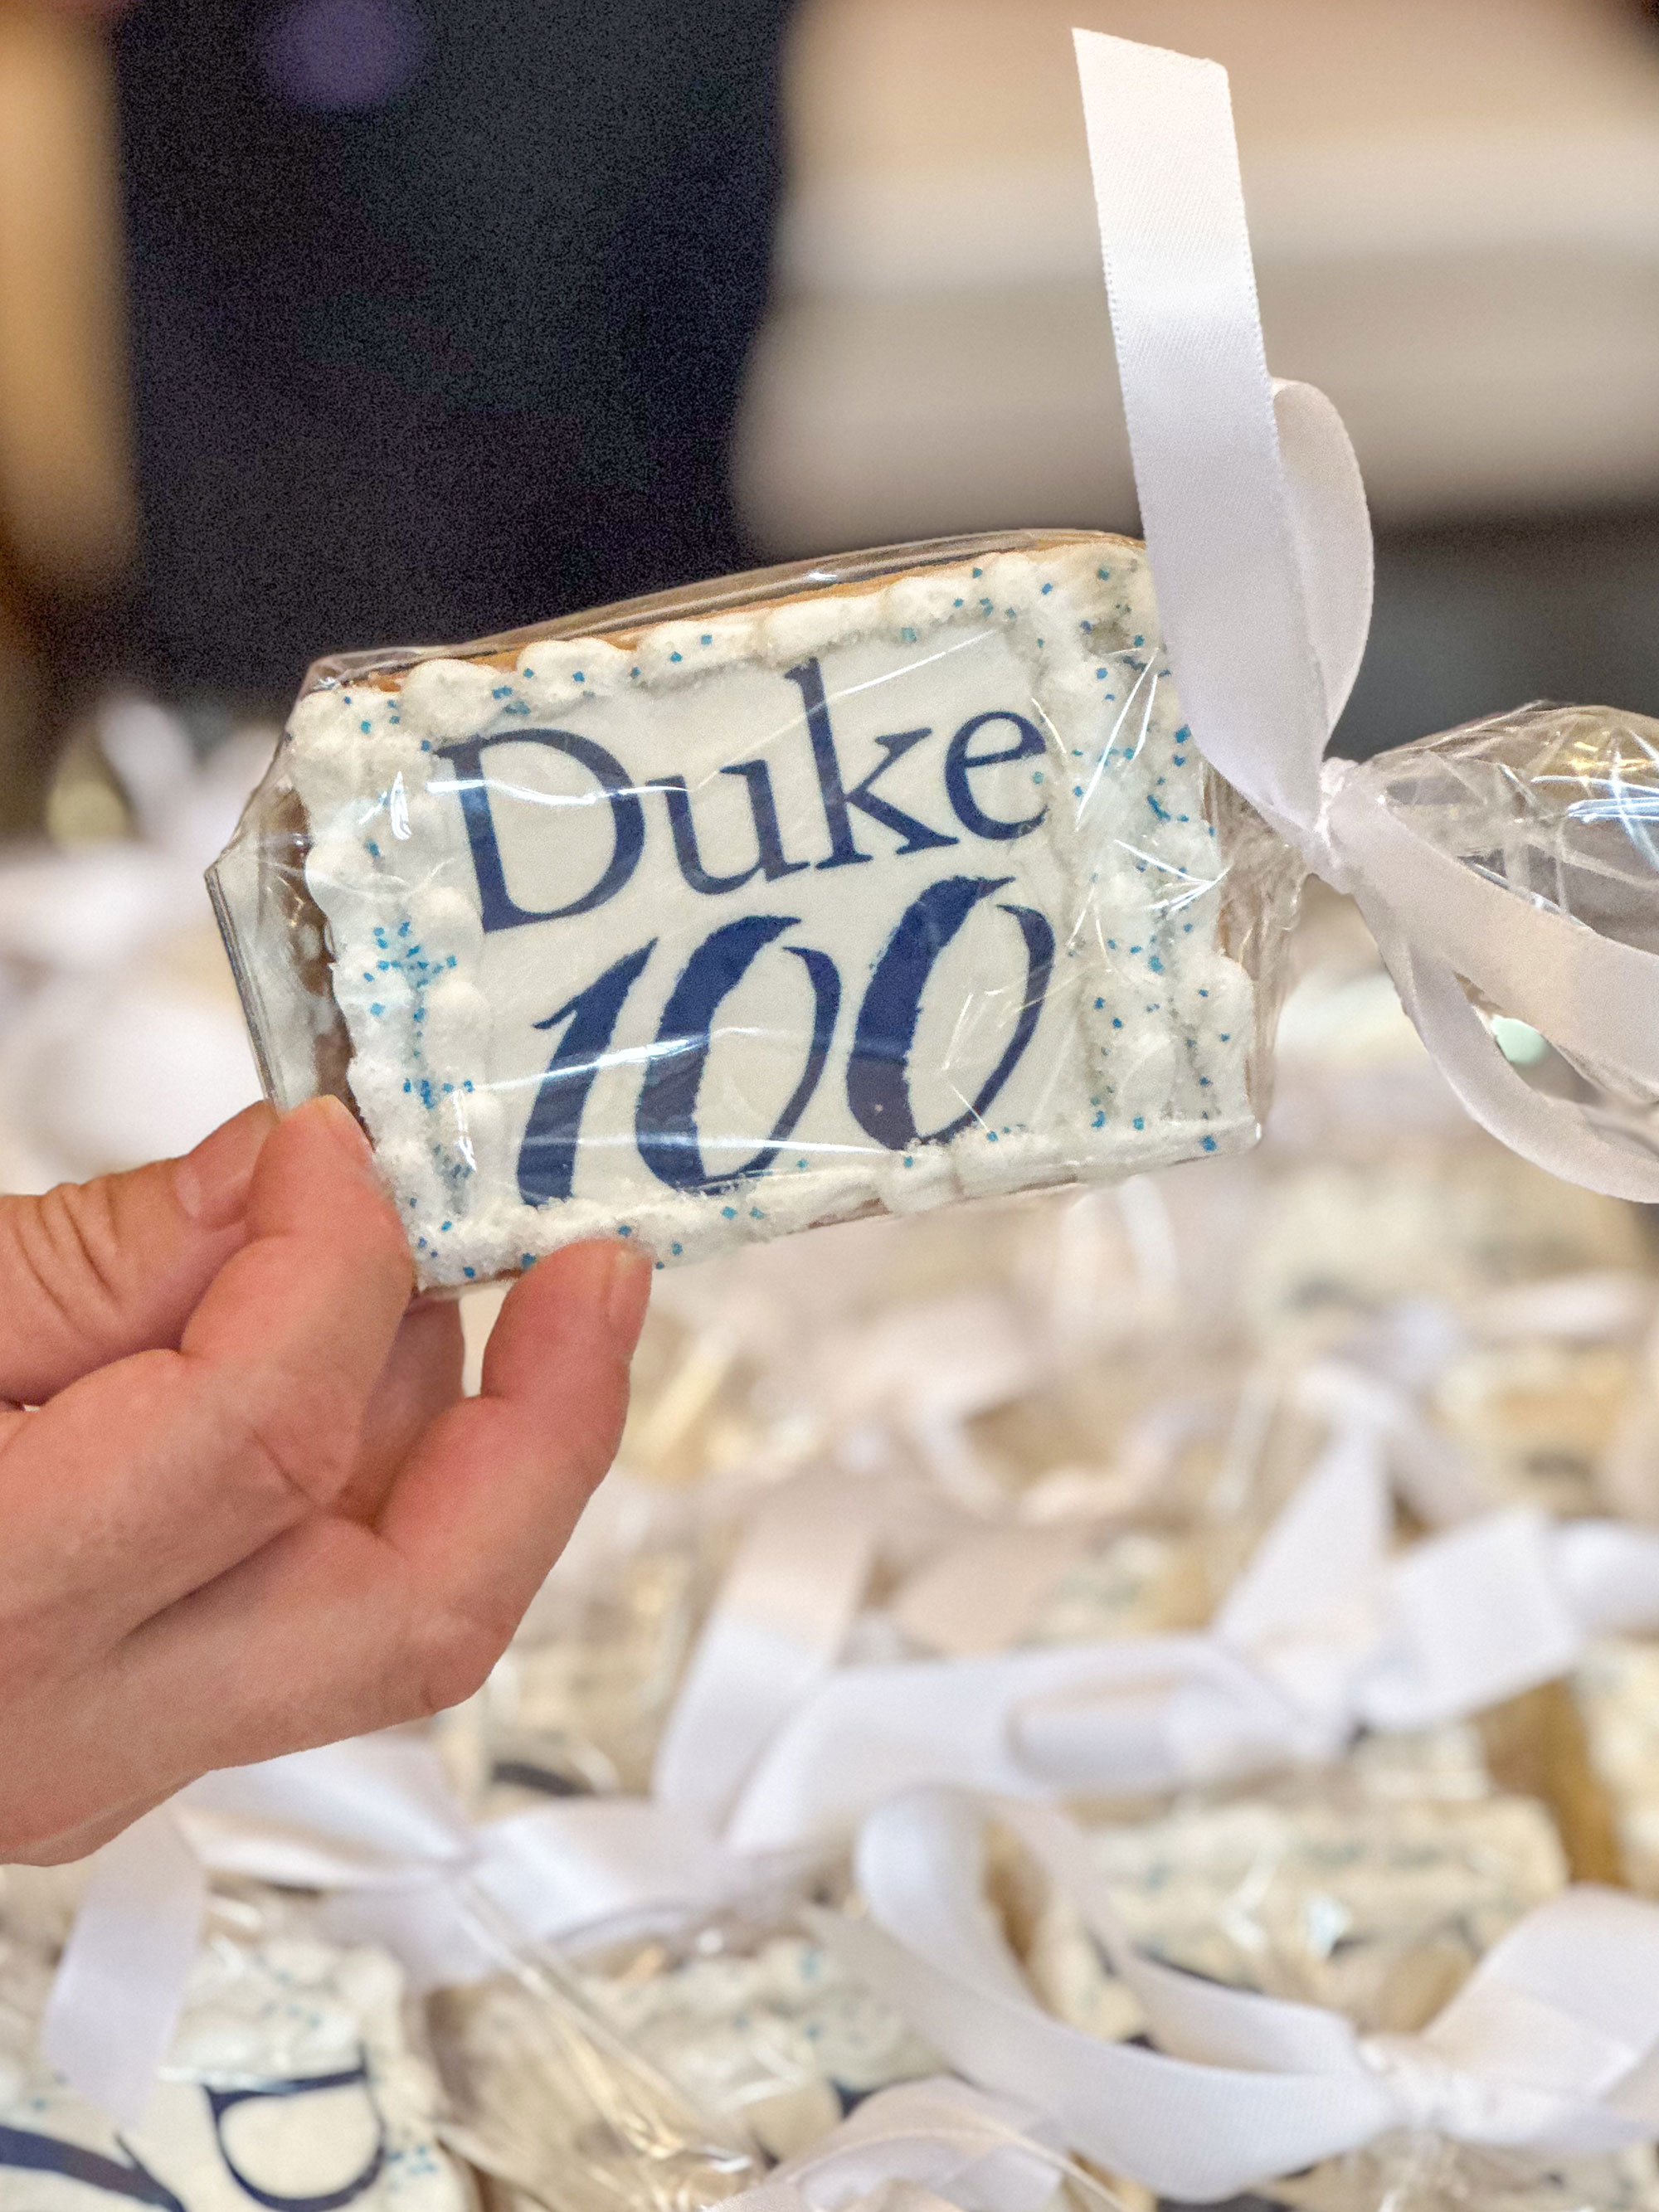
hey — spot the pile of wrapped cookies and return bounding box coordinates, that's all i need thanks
[12,537,1659,2211]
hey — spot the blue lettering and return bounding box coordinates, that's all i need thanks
[846,875,1055,1149]
[784,659,958,867]
[637,915,840,1190]
[439,730,645,931]
[943,711,1047,841]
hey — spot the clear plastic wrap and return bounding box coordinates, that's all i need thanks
[1340,702,1659,1150]
[209,532,1302,1288]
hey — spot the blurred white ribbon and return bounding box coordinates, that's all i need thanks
[1076,29,1659,1199]
[41,1731,776,2128]
[724,2081,1083,2212]
[717,1428,1659,1847]
[49,1417,1659,2122]
[829,1787,1659,2202]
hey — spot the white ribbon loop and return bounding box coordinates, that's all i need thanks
[1075,27,1659,1200]
[839,1789,1659,2200]
[727,2082,1075,2212]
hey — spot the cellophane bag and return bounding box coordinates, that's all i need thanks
[209,531,1301,1290]
[1337,702,1659,1148]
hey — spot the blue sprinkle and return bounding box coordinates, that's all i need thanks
[464,1266,476,1280]
[1199,1076,1211,1087]
[1073,785,1083,797]
[1097,566,1112,580]
[902,1155,913,1167]
[618,1224,632,1236]
[953,597,964,608]
[986,1130,999,1142]
[671,1241,684,1256]
[1040,581,1053,595]
[1092,1111,1106,1128]
[1132,1115,1145,1130]
[1096,668,1109,679]
[359,718,371,733]
[1201,1135,1218,1152]
[1148,955,1164,974]
[1219,1033,1230,1042]
[369,1002,384,1016]
[1094,996,1104,1009]
[492,684,512,698]
[901,626,917,643]
[1133,634,1144,646]
[1148,796,1171,821]
[366,841,380,858]
[972,566,983,577]
[1174,754,1186,766]
[721,1205,737,1219]
[1112,1016,1123,1028]
[574,670,585,683]
[669,650,683,663]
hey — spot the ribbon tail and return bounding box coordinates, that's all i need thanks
[39,1807,207,2128]
[1362,899,1659,1204]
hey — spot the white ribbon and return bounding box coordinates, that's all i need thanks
[716,1428,1659,1848]
[725,2081,1083,2212]
[830,1787,1659,2202]
[48,1372,1659,2122]
[1074,29,1659,1200]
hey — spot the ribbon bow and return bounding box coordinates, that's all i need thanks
[826,1787,1659,2202]
[1075,30,1659,1201]
[713,1417,1659,1847]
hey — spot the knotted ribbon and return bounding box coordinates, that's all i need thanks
[828,1787,1659,2202]
[1074,29,1659,1199]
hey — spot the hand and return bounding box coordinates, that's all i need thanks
[0,1095,649,1863]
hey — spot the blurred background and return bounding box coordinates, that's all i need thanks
[1,0,1658,1170]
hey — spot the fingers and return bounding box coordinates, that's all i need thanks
[0,1097,415,1655]
[7,1243,651,1821]
[373,1240,652,1694]
[332,1298,465,1524]
[0,1103,275,1403]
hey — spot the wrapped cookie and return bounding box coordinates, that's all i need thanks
[212,532,1300,1287]
[435,1894,941,2206]
[831,1787,1659,2212]
[0,1894,472,2211]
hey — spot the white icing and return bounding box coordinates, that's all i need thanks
[0,1924,467,2210]
[285,538,1269,1286]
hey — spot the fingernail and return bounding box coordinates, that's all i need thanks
[302,1092,376,1169]
[173,1102,277,1227]
[606,1245,653,1346]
